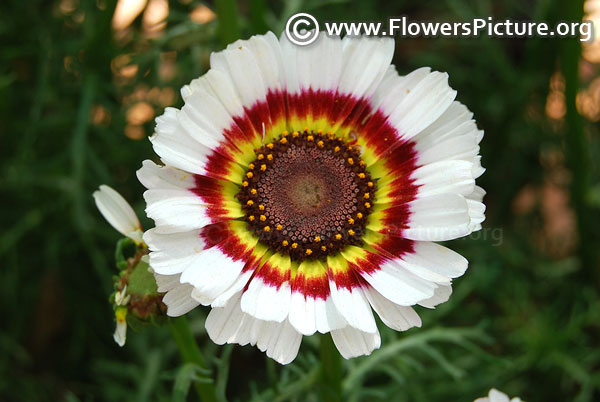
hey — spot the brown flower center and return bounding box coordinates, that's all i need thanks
[236,129,376,262]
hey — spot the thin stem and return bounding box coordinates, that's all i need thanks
[168,316,217,402]
[319,334,342,402]
[561,0,595,278]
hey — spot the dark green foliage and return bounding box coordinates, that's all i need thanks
[1,0,599,401]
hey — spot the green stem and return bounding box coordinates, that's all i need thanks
[561,0,595,278]
[169,316,217,402]
[319,334,342,402]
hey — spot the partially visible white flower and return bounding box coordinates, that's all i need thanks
[113,286,131,347]
[475,388,524,402]
[113,306,128,347]
[93,184,143,244]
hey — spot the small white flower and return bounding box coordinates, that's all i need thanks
[113,307,128,347]
[93,185,143,244]
[475,388,524,402]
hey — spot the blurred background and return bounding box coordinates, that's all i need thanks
[1,0,599,401]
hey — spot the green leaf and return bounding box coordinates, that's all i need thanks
[127,258,158,296]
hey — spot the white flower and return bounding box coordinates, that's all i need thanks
[475,388,524,402]
[138,32,485,364]
[93,185,144,244]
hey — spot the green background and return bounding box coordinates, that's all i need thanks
[1,0,599,401]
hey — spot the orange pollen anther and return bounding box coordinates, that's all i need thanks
[335,234,342,240]
[348,218,355,225]
[248,163,255,170]
[258,204,265,211]
[357,212,363,219]
[364,193,370,199]
[242,181,249,187]
[358,173,366,179]
[264,226,271,232]
[282,240,289,246]
[250,189,257,195]
[321,245,327,251]
[292,243,298,249]
[276,224,283,231]
[260,215,266,221]
[307,135,314,141]
[365,202,371,208]
[348,229,355,236]
[334,146,340,152]
[280,137,288,144]
[305,249,312,255]
[260,164,267,171]
[267,154,273,161]
[246,200,254,206]
[246,172,253,178]
[347,158,354,165]
[257,154,264,160]
[314,236,321,242]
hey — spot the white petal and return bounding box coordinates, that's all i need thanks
[364,286,422,331]
[404,193,471,241]
[151,108,216,176]
[210,32,284,113]
[388,71,457,141]
[143,188,213,230]
[399,241,468,283]
[113,320,127,347]
[280,32,343,93]
[241,254,292,322]
[412,160,475,198]
[144,228,205,275]
[211,270,253,308]
[137,159,196,190]
[153,271,182,292]
[418,284,453,309]
[179,245,247,304]
[412,101,481,149]
[488,389,511,402]
[370,66,431,115]
[241,277,291,323]
[93,185,142,243]
[330,326,381,359]
[328,280,377,333]
[161,280,200,317]
[288,293,347,336]
[356,258,436,306]
[206,293,302,364]
[339,36,395,98]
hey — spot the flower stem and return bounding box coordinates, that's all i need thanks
[561,0,596,279]
[168,316,217,402]
[319,334,342,402]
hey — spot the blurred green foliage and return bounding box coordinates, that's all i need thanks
[1,0,599,401]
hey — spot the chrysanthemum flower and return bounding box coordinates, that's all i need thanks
[138,32,485,364]
[475,388,523,402]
